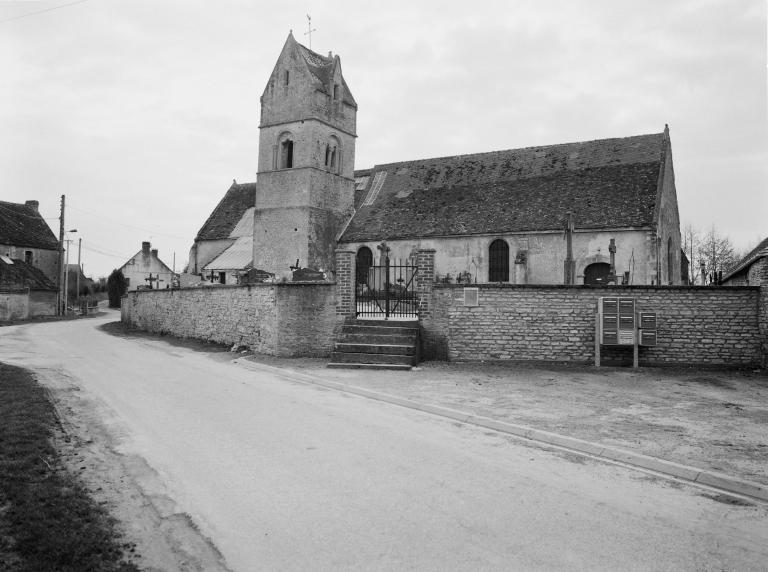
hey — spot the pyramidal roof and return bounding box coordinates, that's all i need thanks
[288,32,356,107]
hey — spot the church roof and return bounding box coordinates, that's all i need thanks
[342,132,667,242]
[0,257,57,291]
[195,182,256,241]
[203,236,253,272]
[0,200,59,250]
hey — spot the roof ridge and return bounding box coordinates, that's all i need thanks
[296,41,332,67]
[369,132,665,171]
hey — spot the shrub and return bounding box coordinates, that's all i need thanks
[106,269,128,308]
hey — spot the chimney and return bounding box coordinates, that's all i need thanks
[142,241,150,256]
[25,200,39,212]
[151,248,158,258]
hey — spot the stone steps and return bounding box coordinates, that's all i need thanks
[328,318,420,370]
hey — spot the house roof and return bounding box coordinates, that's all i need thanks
[723,236,768,281]
[343,131,667,242]
[0,200,59,250]
[0,257,57,291]
[195,182,256,241]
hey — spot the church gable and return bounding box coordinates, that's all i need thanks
[344,132,666,242]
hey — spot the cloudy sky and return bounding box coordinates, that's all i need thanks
[1,0,766,278]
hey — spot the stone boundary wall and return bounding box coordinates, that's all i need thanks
[121,283,342,357]
[422,284,763,366]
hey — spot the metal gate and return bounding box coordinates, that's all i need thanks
[356,257,419,318]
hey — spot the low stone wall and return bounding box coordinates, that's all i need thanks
[422,284,763,367]
[0,290,29,321]
[121,283,341,357]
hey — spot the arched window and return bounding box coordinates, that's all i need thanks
[280,138,294,169]
[324,135,341,173]
[489,239,509,282]
[584,262,611,285]
[667,237,674,285]
[356,247,373,285]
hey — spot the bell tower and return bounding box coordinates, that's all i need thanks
[253,32,357,279]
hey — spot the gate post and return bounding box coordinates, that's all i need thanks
[415,249,436,317]
[335,248,356,317]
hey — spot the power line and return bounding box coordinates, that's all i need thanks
[80,242,132,260]
[67,203,190,240]
[0,0,89,24]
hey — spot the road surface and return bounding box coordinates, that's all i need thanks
[1,312,766,571]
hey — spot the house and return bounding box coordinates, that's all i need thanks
[188,33,681,288]
[0,199,60,283]
[0,256,58,320]
[722,237,768,287]
[119,242,174,290]
[187,181,256,284]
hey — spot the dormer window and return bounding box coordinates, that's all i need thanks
[333,84,339,100]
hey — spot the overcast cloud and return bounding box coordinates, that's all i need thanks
[1,0,765,277]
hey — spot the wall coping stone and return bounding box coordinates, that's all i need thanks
[125,282,336,295]
[433,283,759,292]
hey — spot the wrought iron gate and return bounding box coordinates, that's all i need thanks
[356,257,419,318]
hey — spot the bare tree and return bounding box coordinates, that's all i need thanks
[699,225,738,283]
[682,223,739,284]
[681,223,700,284]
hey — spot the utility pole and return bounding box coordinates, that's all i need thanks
[64,239,71,312]
[58,195,65,315]
[76,237,82,303]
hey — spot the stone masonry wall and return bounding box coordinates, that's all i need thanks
[0,290,29,321]
[122,283,341,357]
[423,284,762,366]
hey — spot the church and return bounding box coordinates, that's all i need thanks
[188,32,682,289]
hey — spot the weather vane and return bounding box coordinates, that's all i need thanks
[304,14,316,49]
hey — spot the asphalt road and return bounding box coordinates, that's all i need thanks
[1,312,767,571]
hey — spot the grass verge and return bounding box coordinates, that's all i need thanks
[0,362,138,572]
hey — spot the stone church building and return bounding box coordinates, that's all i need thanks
[189,33,682,287]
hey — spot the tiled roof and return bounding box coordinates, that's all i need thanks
[0,257,57,290]
[296,41,357,107]
[342,132,666,242]
[203,236,253,271]
[195,182,256,241]
[0,200,59,250]
[723,236,768,280]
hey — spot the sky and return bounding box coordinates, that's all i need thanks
[1,0,766,278]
